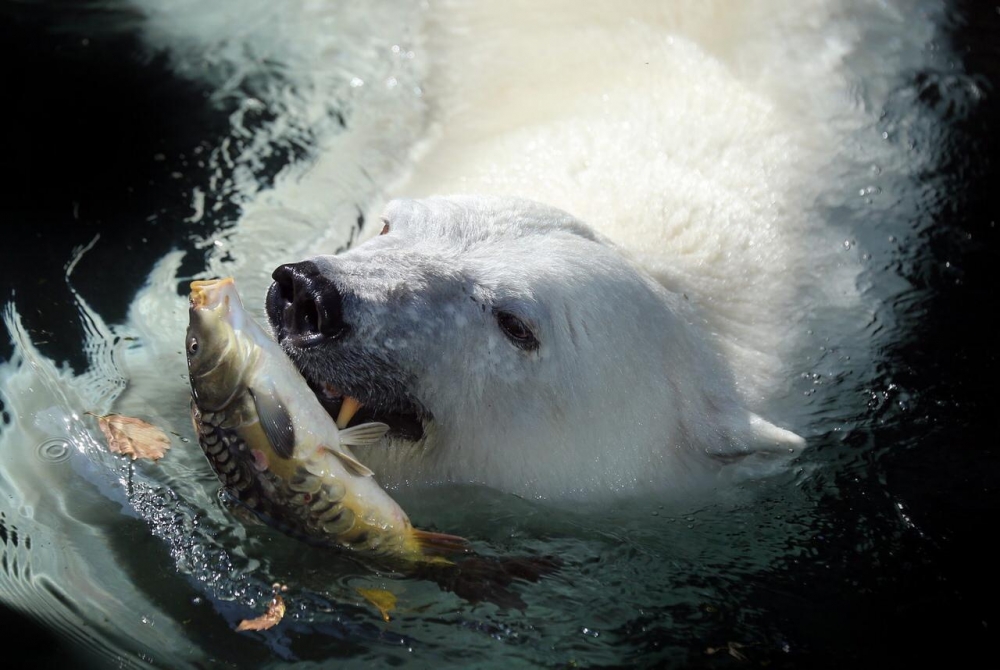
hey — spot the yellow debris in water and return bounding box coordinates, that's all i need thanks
[356,588,397,622]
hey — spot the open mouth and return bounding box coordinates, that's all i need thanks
[306,378,426,442]
[263,270,425,440]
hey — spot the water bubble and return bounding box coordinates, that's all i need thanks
[36,438,71,463]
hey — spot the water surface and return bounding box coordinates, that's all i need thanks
[1,1,997,667]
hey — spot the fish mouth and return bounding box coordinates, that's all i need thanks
[190,277,237,309]
[305,378,427,442]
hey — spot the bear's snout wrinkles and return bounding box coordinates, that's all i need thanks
[267,261,348,347]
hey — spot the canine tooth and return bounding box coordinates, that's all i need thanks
[336,396,363,429]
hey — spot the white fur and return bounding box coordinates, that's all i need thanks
[324,195,805,498]
[336,1,871,497]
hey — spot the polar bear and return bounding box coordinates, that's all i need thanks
[250,1,880,499]
[265,195,805,499]
[84,0,899,501]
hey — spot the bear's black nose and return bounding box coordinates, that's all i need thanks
[266,261,348,346]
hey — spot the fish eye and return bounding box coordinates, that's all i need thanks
[187,336,199,356]
[495,311,539,351]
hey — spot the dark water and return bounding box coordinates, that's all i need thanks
[1,1,998,667]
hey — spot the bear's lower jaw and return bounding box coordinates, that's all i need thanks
[305,376,427,442]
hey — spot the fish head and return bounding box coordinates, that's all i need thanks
[187,278,257,411]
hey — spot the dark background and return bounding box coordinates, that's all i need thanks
[1,1,998,667]
[1,3,235,665]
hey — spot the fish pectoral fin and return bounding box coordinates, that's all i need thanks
[338,422,391,447]
[249,386,295,459]
[321,445,375,477]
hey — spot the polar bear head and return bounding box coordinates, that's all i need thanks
[265,196,802,499]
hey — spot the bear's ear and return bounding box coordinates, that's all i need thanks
[709,409,806,463]
[743,412,806,453]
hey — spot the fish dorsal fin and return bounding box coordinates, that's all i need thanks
[321,445,375,477]
[339,422,391,447]
[249,386,295,459]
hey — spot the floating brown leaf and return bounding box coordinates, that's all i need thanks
[91,413,171,461]
[357,588,397,622]
[236,595,286,632]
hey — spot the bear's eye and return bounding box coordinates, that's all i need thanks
[379,220,390,235]
[496,311,539,351]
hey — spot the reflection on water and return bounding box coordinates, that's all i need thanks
[1,0,997,667]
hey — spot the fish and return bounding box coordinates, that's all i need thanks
[186,277,466,564]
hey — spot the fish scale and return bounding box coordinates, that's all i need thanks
[193,403,385,553]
